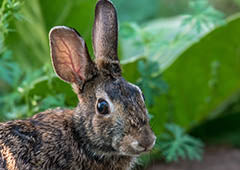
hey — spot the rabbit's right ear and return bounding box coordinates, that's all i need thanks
[49,26,97,90]
[92,0,121,77]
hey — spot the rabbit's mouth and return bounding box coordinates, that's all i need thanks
[115,135,156,156]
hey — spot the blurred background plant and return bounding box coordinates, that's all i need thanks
[1,0,240,169]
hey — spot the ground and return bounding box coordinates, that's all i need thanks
[146,146,240,170]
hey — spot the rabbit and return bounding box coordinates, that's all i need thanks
[0,0,156,169]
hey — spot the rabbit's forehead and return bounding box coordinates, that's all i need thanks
[127,82,144,101]
[97,78,143,102]
[96,78,146,111]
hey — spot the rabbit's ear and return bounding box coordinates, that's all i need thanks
[92,0,121,76]
[49,26,97,88]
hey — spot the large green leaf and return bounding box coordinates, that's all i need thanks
[120,16,215,72]
[150,15,240,135]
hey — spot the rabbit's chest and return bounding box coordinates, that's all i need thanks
[71,151,135,170]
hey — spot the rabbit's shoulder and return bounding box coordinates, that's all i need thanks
[0,108,74,140]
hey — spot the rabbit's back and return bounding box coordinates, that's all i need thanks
[0,108,77,170]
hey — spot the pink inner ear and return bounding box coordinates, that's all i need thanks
[54,36,85,81]
[50,26,96,84]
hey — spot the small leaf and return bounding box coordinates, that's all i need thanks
[156,123,204,162]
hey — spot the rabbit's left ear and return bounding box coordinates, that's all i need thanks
[92,0,121,77]
[49,26,97,89]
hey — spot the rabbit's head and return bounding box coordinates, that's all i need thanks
[49,0,156,157]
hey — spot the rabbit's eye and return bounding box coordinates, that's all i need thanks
[97,98,109,115]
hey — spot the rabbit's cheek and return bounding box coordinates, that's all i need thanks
[92,115,114,135]
[112,134,123,150]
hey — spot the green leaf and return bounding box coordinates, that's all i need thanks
[120,15,215,71]
[156,123,203,162]
[136,60,168,107]
[0,50,22,87]
[120,0,224,70]
[27,76,77,108]
[39,94,66,112]
[184,0,225,33]
[191,112,240,147]
[151,15,240,134]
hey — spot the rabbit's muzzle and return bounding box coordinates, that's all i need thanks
[131,126,156,153]
[118,125,156,156]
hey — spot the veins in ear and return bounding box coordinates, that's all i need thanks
[55,37,83,80]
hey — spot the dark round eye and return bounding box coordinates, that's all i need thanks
[97,98,109,115]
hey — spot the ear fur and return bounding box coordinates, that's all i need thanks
[92,0,121,77]
[49,26,97,90]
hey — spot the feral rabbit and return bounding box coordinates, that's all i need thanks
[0,0,156,169]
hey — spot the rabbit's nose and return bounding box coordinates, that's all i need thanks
[138,127,157,152]
[131,135,156,152]
[138,134,156,152]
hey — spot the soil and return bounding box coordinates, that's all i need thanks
[146,146,240,170]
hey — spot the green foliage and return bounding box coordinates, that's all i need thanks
[0,65,46,120]
[191,112,240,147]
[120,0,225,69]
[136,60,168,107]
[0,0,24,89]
[6,0,97,69]
[0,0,94,119]
[234,0,240,6]
[156,124,203,162]
[38,94,66,112]
[112,0,159,22]
[0,50,22,87]
[0,0,25,120]
[158,15,240,131]
[182,0,225,33]
[0,0,23,41]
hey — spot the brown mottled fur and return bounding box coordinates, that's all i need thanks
[0,108,134,170]
[0,0,155,169]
